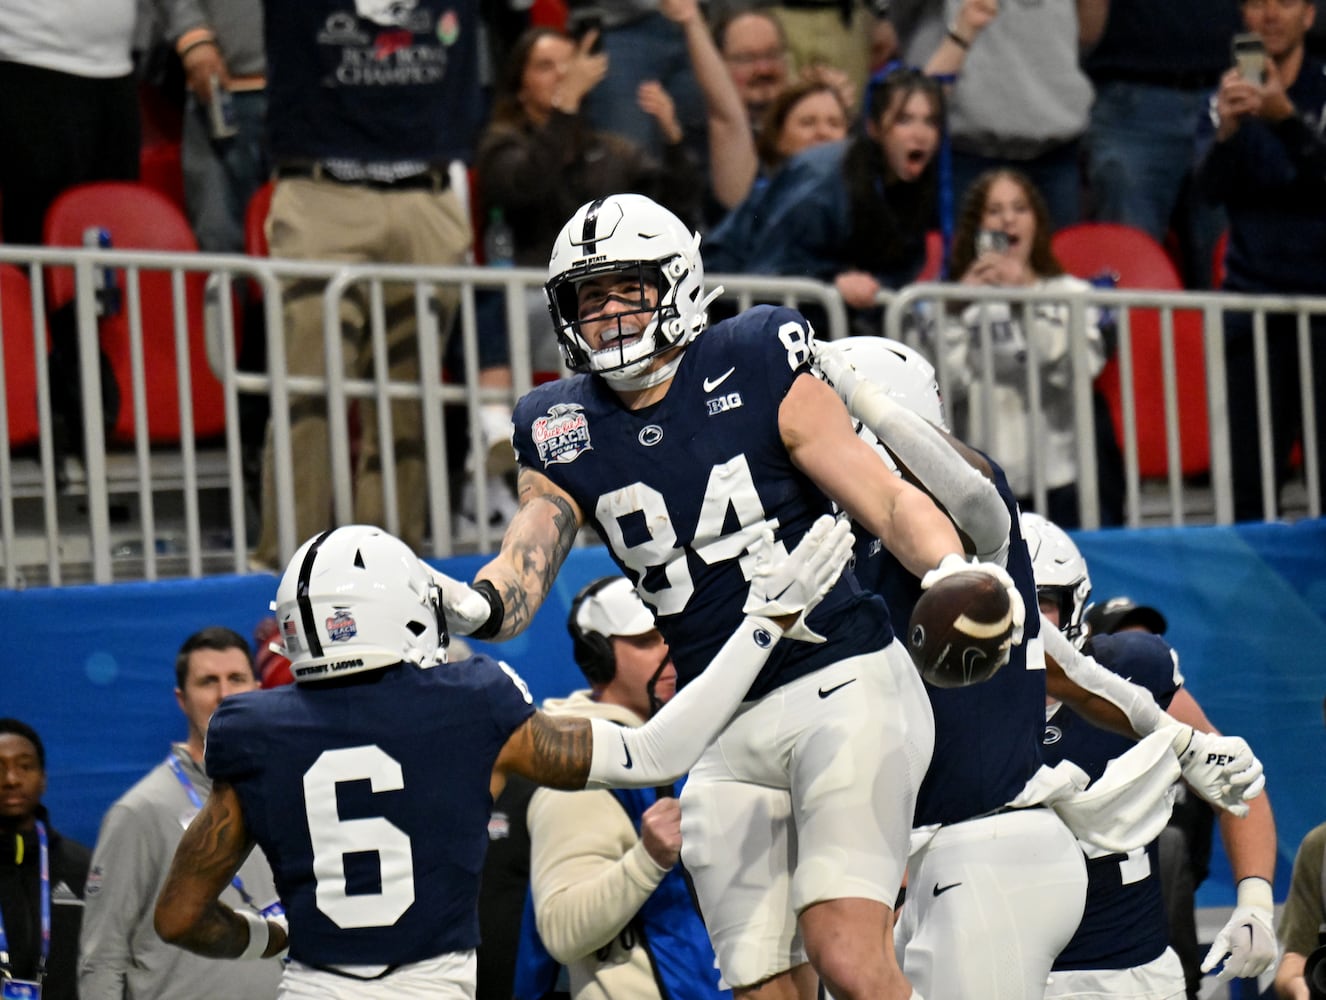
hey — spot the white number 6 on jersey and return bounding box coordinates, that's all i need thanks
[303,746,415,928]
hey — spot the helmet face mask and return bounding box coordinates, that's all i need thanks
[545,195,711,388]
[273,525,448,682]
[1020,511,1092,647]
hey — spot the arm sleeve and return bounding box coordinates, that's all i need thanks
[586,617,783,789]
[527,787,668,962]
[78,802,159,999]
[842,383,1010,561]
[1043,624,1169,737]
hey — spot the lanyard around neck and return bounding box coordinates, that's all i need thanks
[0,820,49,982]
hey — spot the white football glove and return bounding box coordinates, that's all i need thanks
[1168,725,1266,817]
[426,566,497,637]
[811,340,860,407]
[1201,877,1277,982]
[920,552,1026,646]
[743,515,854,643]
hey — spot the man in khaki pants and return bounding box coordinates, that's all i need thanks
[252,0,478,569]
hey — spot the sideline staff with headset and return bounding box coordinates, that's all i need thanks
[521,576,729,1000]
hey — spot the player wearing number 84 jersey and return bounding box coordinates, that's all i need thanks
[432,193,988,1000]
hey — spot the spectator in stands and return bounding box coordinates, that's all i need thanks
[716,9,791,132]
[165,0,268,255]
[0,0,139,246]
[715,8,859,133]
[564,1,707,163]
[523,576,726,1000]
[474,24,704,372]
[0,718,89,1000]
[79,627,282,1000]
[706,65,944,322]
[929,168,1114,527]
[251,0,479,570]
[1084,597,1214,999]
[1196,0,1326,522]
[890,0,1105,231]
[755,78,851,175]
[1083,0,1242,288]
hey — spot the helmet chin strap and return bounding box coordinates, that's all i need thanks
[601,351,683,391]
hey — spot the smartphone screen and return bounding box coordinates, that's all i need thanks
[975,230,1011,256]
[1232,32,1267,83]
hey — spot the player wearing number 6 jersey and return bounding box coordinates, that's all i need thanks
[429,193,1014,1000]
[153,520,853,999]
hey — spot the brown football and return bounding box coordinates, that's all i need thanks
[907,570,1015,688]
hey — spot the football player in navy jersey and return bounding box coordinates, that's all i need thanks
[432,192,1028,1000]
[152,520,853,999]
[1024,513,1279,1000]
[814,337,1275,999]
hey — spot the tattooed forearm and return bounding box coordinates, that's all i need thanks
[492,483,580,639]
[154,783,263,958]
[524,713,592,789]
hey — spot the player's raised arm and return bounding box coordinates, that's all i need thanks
[494,516,855,791]
[154,783,288,961]
[812,337,1011,563]
[432,468,584,641]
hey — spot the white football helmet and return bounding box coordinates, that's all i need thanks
[545,194,716,389]
[830,336,949,431]
[272,525,447,682]
[1020,511,1092,647]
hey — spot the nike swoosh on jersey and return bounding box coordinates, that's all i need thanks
[932,881,961,897]
[703,367,736,392]
[620,732,633,769]
[817,678,857,699]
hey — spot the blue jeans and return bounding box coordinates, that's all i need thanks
[181,89,270,253]
[579,13,706,163]
[1084,81,1226,286]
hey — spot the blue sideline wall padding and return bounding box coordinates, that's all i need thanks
[4,522,1323,908]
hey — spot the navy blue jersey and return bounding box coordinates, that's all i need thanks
[1041,631,1182,971]
[513,306,893,699]
[206,656,536,968]
[852,458,1045,825]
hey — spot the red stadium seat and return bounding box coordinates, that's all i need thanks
[1,264,43,447]
[42,182,224,444]
[529,0,569,28]
[1051,223,1208,478]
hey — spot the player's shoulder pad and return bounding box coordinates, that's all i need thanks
[204,688,271,779]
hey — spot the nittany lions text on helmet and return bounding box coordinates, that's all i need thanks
[273,524,448,681]
[826,336,949,432]
[1020,511,1092,647]
[544,194,719,389]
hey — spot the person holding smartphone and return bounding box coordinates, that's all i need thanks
[923,168,1116,528]
[1196,0,1326,522]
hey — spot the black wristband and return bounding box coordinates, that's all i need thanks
[946,27,970,50]
[470,579,505,640]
